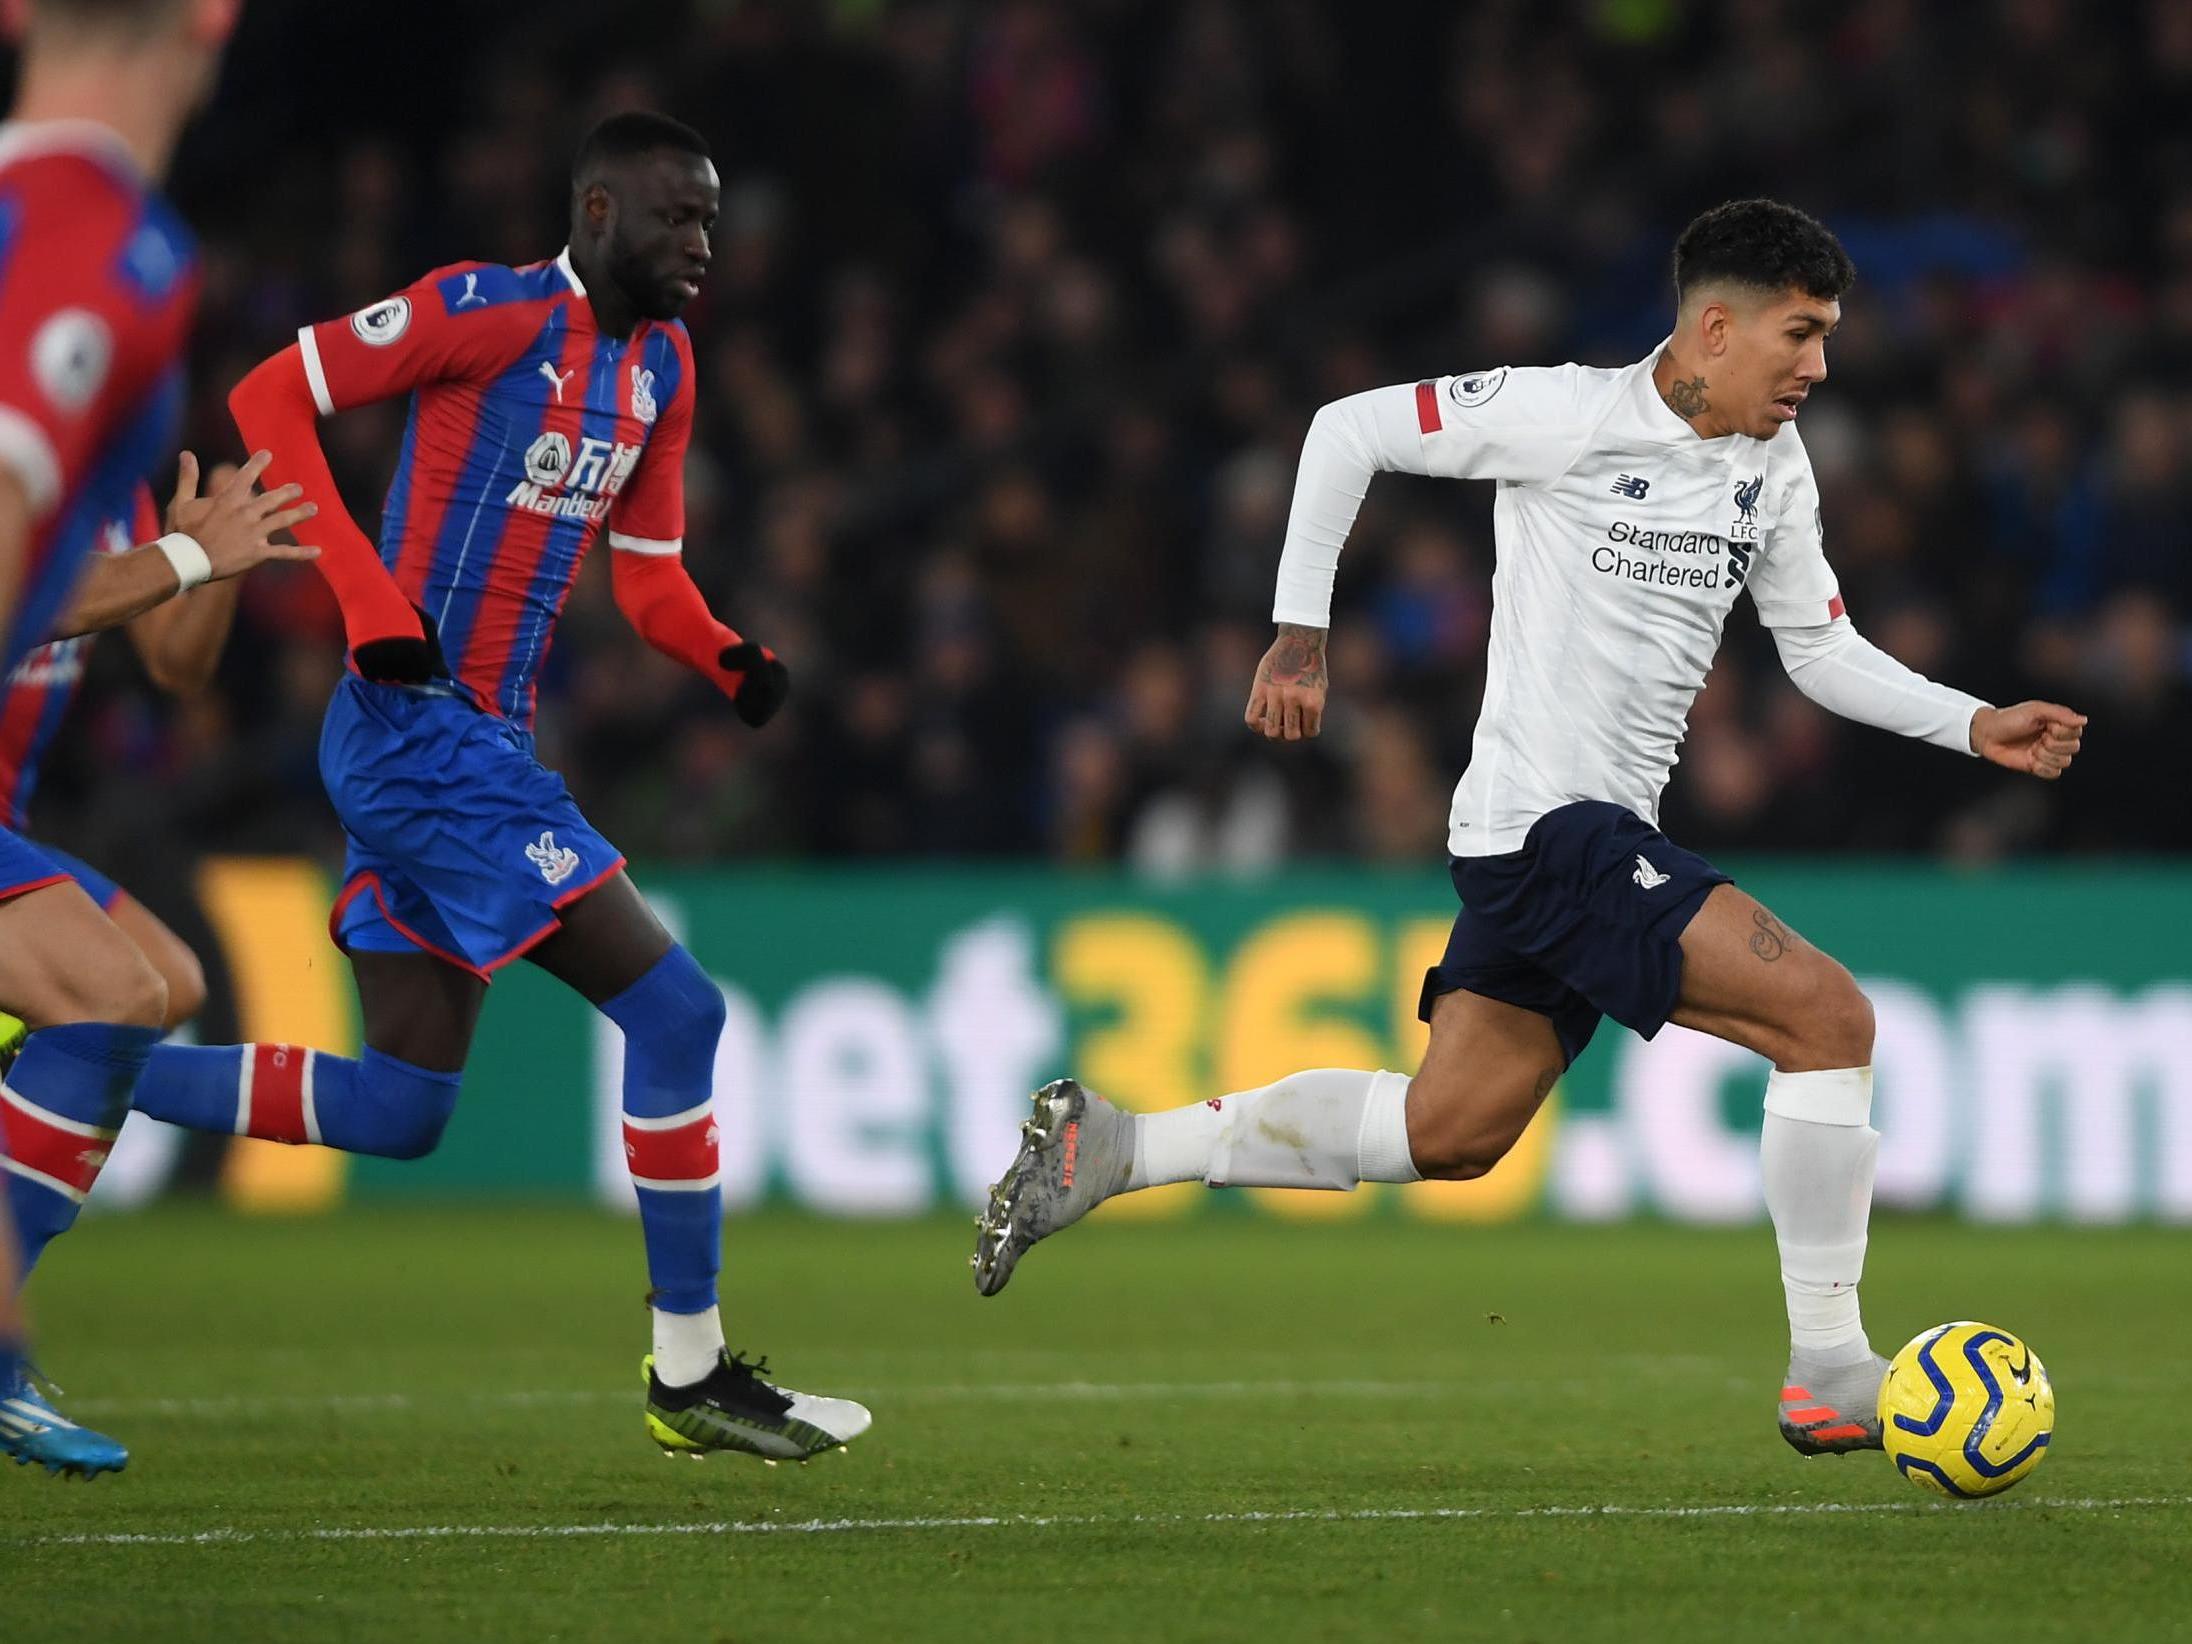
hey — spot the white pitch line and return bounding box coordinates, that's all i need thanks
[63,1380,1460,1420]
[13,1496,2192,1552]
[852,1378,1476,1403]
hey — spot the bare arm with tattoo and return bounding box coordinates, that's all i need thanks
[1255,371,1587,745]
[1244,622,1328,741]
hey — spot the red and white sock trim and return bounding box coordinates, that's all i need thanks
[622,1098,720,1193]
[0,1081,120,1204]
[237,1044,321,1146]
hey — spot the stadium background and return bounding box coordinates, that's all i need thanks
[13,0,2192,1222]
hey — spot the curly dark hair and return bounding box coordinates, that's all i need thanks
[1673,199,1855,305]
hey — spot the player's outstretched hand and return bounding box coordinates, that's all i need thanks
[167,450,319,583]
[1972,701,2087,780]
[719,640,790,728]
[1244,622,1328,741]
[353,602,449,687]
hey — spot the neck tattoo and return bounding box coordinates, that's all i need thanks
[1662,375,1710,420]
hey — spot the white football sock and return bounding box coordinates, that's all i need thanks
[1128,1097,1228,1190]
[652,1303,725,1387]
[1760,1066,1878,1363]
[1128,1068,1419,1192]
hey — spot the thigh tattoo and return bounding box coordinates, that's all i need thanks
[1748,906,1799,963]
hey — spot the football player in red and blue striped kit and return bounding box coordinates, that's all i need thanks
[117,112,871,1462]
[0,469,308,1039]
[0,0,246,1480]
[0,493,165,855]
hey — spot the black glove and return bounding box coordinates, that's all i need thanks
[353,603,448,686]
[719,640,790,728]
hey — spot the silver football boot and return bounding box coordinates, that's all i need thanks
[1778,1350,1890,1455]
[971,1078,1135,1297]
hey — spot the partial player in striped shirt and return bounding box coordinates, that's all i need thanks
[0,0,248,1482]
[0,462,316,1050]
[113,112,871,1463]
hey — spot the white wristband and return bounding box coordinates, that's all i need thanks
[153,531,212,592]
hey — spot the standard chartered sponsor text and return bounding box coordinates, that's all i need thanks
[1592,519,1726,588]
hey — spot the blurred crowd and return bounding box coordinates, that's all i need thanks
[30,0,2192,883]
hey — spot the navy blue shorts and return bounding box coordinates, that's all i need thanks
[30,842,122,913]
[1418,801,1731,1065]
[322,676,625,979]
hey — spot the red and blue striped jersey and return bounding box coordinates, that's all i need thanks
[0,124,196,678]
[296,250,695,729]
[0,484,158,829]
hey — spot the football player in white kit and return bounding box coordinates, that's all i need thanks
[972,199,2088,1457]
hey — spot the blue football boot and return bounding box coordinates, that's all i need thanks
[0,1356,129,1479]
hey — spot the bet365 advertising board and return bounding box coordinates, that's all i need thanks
[97,860,2192,1224]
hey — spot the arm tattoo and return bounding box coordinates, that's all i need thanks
[1261,622,1328,690]
[1748,907,1793,963]
[1662,375,1710,420]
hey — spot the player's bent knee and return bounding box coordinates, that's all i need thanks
[160,947,207,1030]
[632,972,724,1059]
[127,953,170,1030]
[354,1048,464,1160]
[1788,963,1874,1070]
[377,1104,453,1161]
[1403,1072,1527,1182]
[85,954,168,1032]
[1411,1125,1520,1182]
[608,946,726,1104]
[670,965,728,1043]
[29,921,170,1029]
[1817,966,1873,1059]
[1413,1142,1509,1183]
[1844,983,1877,1057]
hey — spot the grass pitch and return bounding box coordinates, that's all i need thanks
[5,1206,2189,1643]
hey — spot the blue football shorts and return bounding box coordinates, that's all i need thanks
[321,676,625,978]
[0,828,122,911]
[25,841,123,913]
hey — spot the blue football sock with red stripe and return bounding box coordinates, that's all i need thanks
[604,947,726,1320]
[0,1023,160,1276]
[129,1042,461,1159]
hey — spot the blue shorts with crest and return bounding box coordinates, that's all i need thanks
[321,676,624,978]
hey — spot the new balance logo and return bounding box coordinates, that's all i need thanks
[539,360,576,403]
[1632,855,1670,890]
[1610,474,1651,499]
[454,272,488,309]
[525,830,581,885]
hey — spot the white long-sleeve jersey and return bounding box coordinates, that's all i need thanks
[1273,346,1988,857]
